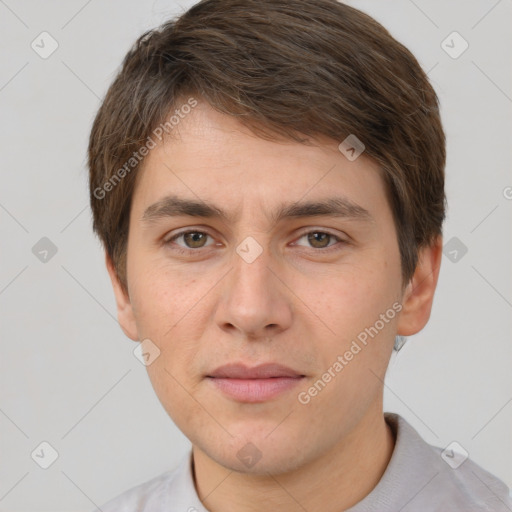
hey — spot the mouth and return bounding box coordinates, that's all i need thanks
[206,363,305,403]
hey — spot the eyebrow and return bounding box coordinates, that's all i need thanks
[141,194,373,225]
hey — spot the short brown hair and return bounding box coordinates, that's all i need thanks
[88,0,446,294]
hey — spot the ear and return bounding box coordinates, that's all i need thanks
[105,252,139,341]
[396,235,443,336]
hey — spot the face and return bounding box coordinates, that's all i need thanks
[108,99,439,475]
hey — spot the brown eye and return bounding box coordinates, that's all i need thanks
[165,230,213,251]
[292,229,348,253]
[307,232,332,249]
[182,231,208,248]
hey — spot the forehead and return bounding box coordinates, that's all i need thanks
[130,100,389,224]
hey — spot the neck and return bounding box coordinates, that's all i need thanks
[192,407,395,512]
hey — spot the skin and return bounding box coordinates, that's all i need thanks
[106,99,442,512]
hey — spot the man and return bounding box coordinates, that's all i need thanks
[88,0,512,510]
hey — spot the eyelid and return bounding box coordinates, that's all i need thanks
[294,226,347,239]
[164,228,216,246]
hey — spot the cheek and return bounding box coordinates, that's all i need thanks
[146,360,208,438]
[314,262,398,338]
[305,263,400,402]
[128,256,198,334]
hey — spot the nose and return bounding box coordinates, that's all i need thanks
[214,241,293,340]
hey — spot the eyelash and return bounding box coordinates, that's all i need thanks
[164,229,347,255]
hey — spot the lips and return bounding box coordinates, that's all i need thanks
[206,363,305,403]
[207,363,304,379]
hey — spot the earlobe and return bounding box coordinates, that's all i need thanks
[105,252,139,341]
[396,236,443,337]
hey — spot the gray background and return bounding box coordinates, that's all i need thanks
[0,0,511,510]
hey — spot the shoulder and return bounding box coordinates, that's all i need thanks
[383,413,512,511]
[91,452,200,512]
[94,469,176,512]
[432,450,512,511]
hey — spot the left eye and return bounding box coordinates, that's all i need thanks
[294,231,342,249]
[166,230,214,249]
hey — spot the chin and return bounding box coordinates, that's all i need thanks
[198,430,311,476]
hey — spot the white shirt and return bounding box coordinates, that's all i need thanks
[94,413,512,511]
